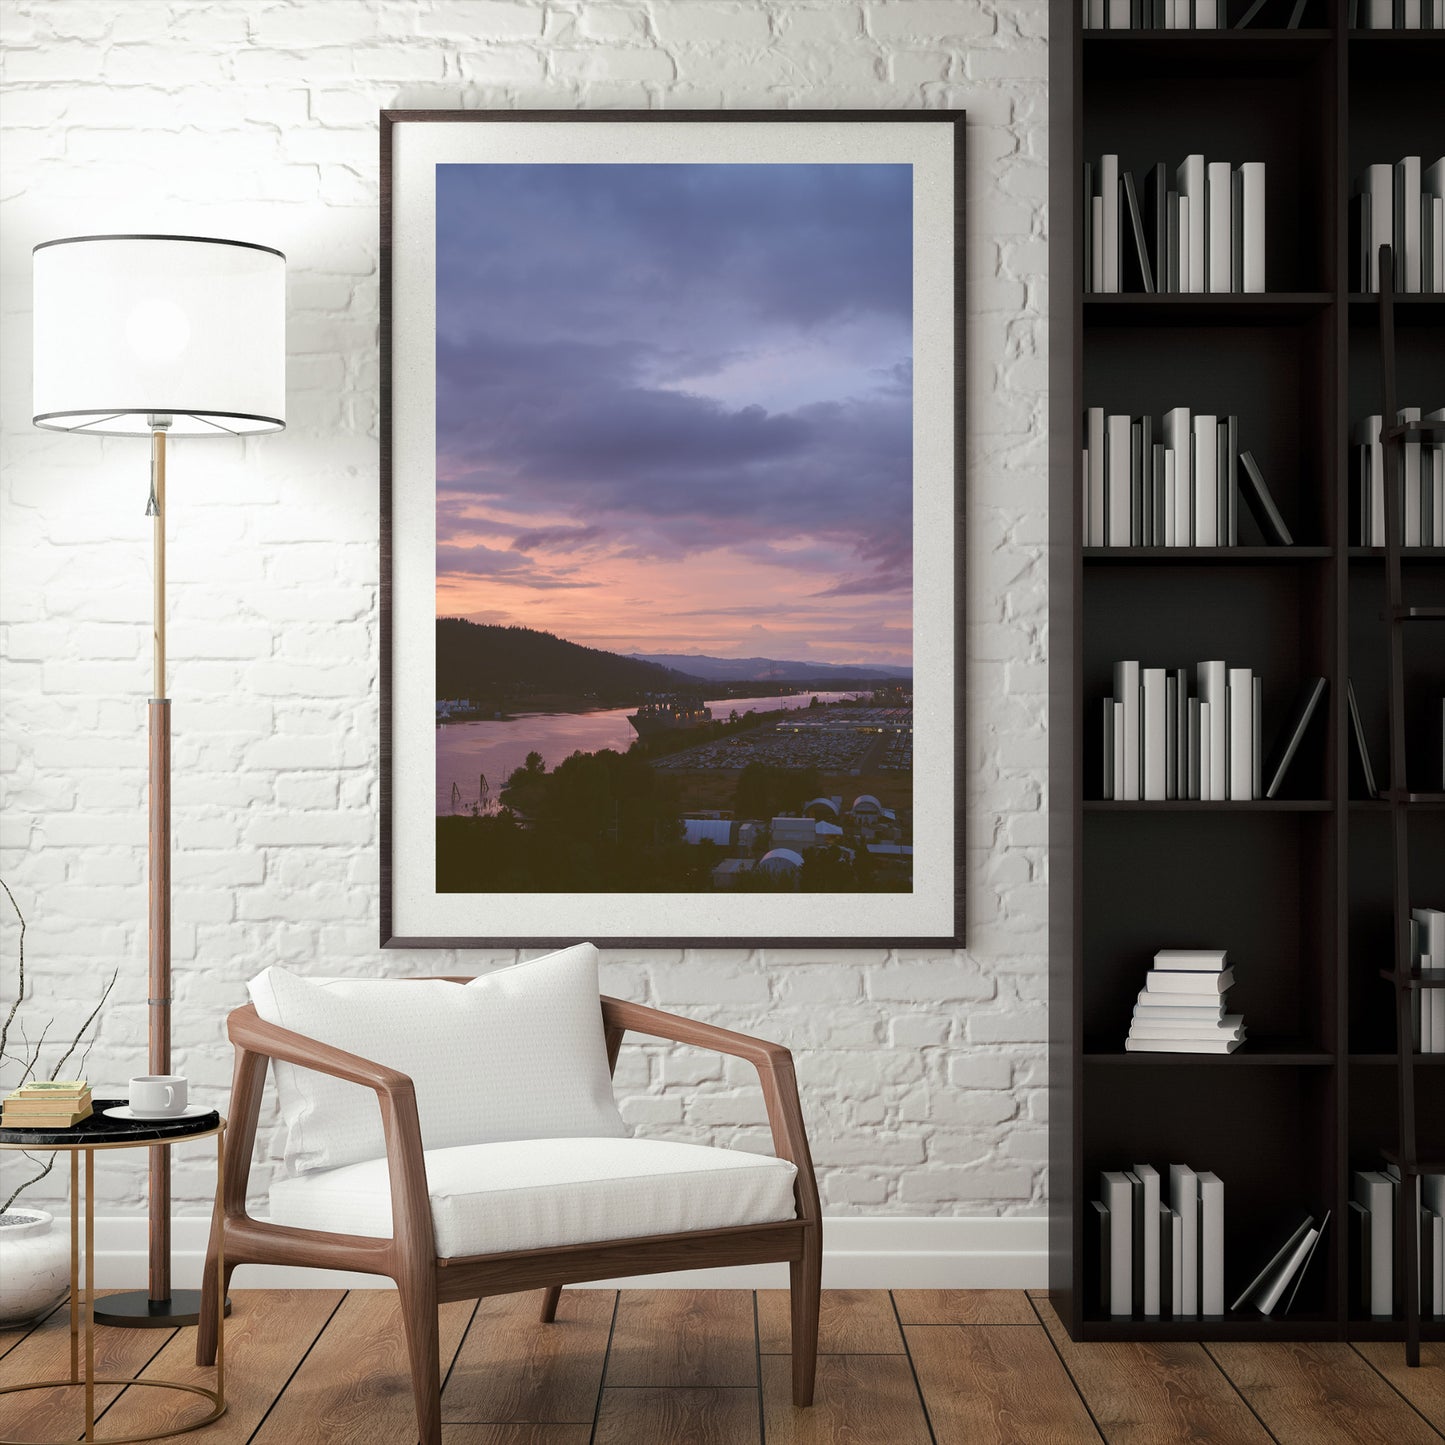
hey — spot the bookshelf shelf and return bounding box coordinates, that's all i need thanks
[1084,546,1332,563]
[1051,0,1444,1351]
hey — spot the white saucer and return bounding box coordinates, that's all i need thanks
[103,1104,211,1122]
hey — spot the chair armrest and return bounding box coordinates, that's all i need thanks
[223,1004,435,1261]
[599,997,820,1226]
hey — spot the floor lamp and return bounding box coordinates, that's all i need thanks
[31,233,286,1326]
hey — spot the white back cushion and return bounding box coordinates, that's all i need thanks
[247,943,627,1175]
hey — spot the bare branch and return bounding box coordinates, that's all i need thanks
[1,1151,57,1215]
[48,968,118,1081]
[0,879,26,1073]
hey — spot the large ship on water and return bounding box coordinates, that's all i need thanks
[628,697,714,738]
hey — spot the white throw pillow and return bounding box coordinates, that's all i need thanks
[247,943,627,1175]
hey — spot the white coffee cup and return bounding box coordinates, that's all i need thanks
[129,1075,187,1117]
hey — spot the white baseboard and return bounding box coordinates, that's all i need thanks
[87,1215,1047,1292]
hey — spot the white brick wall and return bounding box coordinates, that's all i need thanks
[0,0,1048,1221]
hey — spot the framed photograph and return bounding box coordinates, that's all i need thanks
[381,110,964,949]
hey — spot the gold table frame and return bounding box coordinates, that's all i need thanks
[0,1119,226,1445]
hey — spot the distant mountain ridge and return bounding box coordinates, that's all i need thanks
[630,651,913,683]
[438,619,699,700]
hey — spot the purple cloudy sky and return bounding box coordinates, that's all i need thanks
[435,162,913,667]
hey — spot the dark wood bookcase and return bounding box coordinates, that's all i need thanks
[1049,0,1445,1343]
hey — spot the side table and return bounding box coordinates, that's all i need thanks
[0,1102,225,1445]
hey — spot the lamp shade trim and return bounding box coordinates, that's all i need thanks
[32,409,285,436]
[32,233,286,261]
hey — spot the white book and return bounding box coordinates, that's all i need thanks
[1228,667,1254,801]
[1101,155,1120,294]
[1400,406,1422,546]
[1113,700,1126,799]
[1170,1210,1184,1319]
[1154,949,1229,970]
[1178,194,1192,293]
[1355,1170,1394,1317]
[1087,407,1106,546]
[1397,157,1422,293]
[1163,408,1193,545]
[1360,415,1384,545]
[1177,156,1206,294]
[1136,1164,1161,1317]
[1145,966,1236,995]
[1170,1164,1199,1317]
[1425,1175,1445,1314]
[1108,0,1130,27]
[1092,196,1105,293]
[1107,413,1133,546]
[1365,0,1392,26]
[1198,1172,1225,1316]
[1135,1002,1229,1020]
[1400,0,1422,24]
[1256,1226,1320,1316]
[1163,449,1178,547]
[1102,1171,1133,1316]
[1166,673,1179,799]
[1239,162,1266,293]
[1207,161,1232,293]
[1193,416,1219,546]
[1197,661,1229,801]
[1364,163,1394,291]
[1127,1037,1241,1054]
[1415,908,1445,1054]
[1196,0,1219,25]
[1143,668,1168,800]
[1130,1019,1244,1039]
[1253,675,1263,801]
[1114,660,1141,801]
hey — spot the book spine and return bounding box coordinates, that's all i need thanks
[1171,1163,1198,1316]
[1366,163,1394,292]
[1178,157,1204,294]
[1092,196,1105,293]
[1229,667,1254,801]
[1401,406,1422,546]
[1101,154,1121,294]
[1103,1172,1133,1316]
[1252,674,1263,801]
[1131,420,1144,547]
[1198,660,1228,801]
[1107,414,1133,546]
[1088,407,1106,547]
[1397,156,1422,292]
[1115,660,1142,801]
[1226,415,1239,546]
[1188,697,1201,800]
[1163,447,1177,546]
[1143,667,1168,801]
[1138,1166,1162,1317]
[1193,416,1218,546]
[1199,1173,1225,1317]
[1152,442,1167,547]
[1114,700,1127,800]
[1165,673,1179,800]
[1239,162,1266,293]
[1207,160,1232,293]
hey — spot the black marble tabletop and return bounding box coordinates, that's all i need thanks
[0,1099,221,1148]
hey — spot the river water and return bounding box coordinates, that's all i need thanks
[436,691,861,814]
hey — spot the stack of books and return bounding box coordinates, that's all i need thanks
[1352,1,1445,26]
[1,1079,93,1129]
[1084,154,1265,294]
[1082,407,1293,547]
[1354,1167,1445,1319]
[1126,949,1244,1054]
[1353,407,1445,546]
[1354,157,1445,292]
[1084,1,1318,29]
[1412,906,1445,1053]
[1095,1162,1226,1318]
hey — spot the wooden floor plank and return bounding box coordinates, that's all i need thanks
[1207,1341,1441,1445]
[603,1289,757,1387]
[761,1352,931,1444]
[1034,1296,1271,1445]
[90,1289,342,1442]
[905,1323,1102,1445]
[441,1427,591,1444]
[0,1291,173,1442]
[893,1289,1037,1326]
[0,1299,65,1363]
[593,1386,760,1445]
[1352,1341,1445,1433]
[249,1289,476,1445]
[757,1288,904,1354]
[442,1289,614,1424]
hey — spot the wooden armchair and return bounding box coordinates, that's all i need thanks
[196,987,821,1445]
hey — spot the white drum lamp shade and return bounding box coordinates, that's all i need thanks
[32,234,286,437]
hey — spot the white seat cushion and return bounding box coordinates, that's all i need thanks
[267,1137,799,1258]
[248,944,626,1175]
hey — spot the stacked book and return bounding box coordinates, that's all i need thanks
[1,1079,93,1129]
[1354,157,1445,292]
[1127,948,1245,1054]
[1352,1,1445,29]
[1412,906,1445,1053]
[1082,407,1294,547]
[1095,1163,1226,1318]
[1354,407,1445,546]
[1085,154,1265,294]
[1354,1167,1445,1319]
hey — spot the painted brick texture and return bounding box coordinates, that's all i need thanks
[0,0,1048,1219]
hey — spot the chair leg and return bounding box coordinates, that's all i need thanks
[195,1228,234,1366]
[790,1226,821,1408]
[539,1285,563,1323]
[395,1266,442,1445]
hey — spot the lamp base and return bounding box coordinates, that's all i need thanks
[91,1290,230,1329]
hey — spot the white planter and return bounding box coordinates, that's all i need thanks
[0,1209,69,1325]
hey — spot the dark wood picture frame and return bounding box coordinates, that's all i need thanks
[380,109,966,951]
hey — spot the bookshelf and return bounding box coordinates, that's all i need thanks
[1048,0,1445,1345]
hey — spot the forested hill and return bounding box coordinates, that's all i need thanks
[436,618,700,703]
